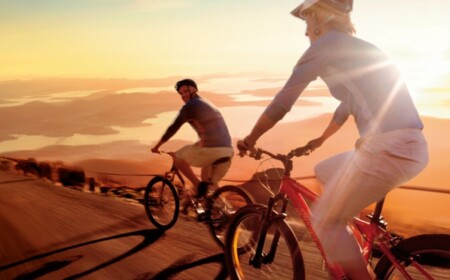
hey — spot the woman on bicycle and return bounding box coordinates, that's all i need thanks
[151,79,234,198]
[237,0,429,279]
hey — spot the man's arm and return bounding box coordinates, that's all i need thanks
[151,139,165,153]
[151,109,187,153]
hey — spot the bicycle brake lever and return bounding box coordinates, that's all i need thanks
[252,149,262,160]
[290,146,312,157]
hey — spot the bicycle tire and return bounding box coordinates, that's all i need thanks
[225,204,305,280]
[374,233,450,279]
[207,185,254,247]
[144,176,180,230]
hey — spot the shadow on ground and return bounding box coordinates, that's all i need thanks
[136,252,228,280]
[0,229,164,280]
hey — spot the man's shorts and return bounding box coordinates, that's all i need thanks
[175,144,234,184]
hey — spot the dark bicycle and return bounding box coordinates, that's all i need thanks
[144,151,254,247]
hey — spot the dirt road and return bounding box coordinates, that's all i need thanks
[0,170,235,279]
[0,170,338,280]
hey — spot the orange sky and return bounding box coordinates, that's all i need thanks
[1,1,449,84]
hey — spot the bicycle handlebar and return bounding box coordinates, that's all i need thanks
[240,144,312,176]
[244,145,312,162]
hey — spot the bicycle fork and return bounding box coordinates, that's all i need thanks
[250,194,289,268]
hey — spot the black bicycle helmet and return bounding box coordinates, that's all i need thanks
[175,79,198,92]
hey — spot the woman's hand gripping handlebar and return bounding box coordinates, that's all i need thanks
[237,139,312,161]
[236,141,312,176]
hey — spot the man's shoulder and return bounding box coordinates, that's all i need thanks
[186,96,214,108]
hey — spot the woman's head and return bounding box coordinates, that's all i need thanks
[291,0,355,42]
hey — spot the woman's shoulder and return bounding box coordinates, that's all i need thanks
[318,30,382,53]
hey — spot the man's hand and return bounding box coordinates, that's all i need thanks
[236,139,256,157]
[306,137,324,151]
[236,140,247,157]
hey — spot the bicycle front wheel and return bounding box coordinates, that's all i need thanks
[208,185,254,247]
[225,204,305,280]
[144,176,179,230]
[374,234,450,279]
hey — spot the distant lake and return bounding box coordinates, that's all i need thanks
[1,75,449,154]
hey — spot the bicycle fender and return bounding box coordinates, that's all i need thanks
[374,233,450,276]
[147,176,177,192]
[147,175,165,185]
[390,234,450,252]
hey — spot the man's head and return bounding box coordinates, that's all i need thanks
[175,79,198,103]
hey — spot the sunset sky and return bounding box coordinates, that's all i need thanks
[1,0,450,85]
[1,0,449,157]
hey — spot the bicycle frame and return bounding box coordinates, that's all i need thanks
[251,158,434,279]
[279,176,347,279]
[165,161,186,188]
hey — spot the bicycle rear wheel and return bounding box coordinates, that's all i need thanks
[374,234,450,279]
[207,185,254,247]
[225,204,305,280]
[144,176,179,230]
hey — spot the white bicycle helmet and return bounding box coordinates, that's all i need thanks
[291,0,353,20]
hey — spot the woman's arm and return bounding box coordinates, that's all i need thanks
[307,119,343,151]
[243,112,276,146]
[307,102,349,150]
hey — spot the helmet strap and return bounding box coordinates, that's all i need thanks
[318,13,334,27]
[189,91,198,99]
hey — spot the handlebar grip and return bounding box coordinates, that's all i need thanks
[289,145,312,157]
[253,149,262,160]
[236,141,248,157]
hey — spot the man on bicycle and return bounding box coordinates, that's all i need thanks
[151,79,234,198]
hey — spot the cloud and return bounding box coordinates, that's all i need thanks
[93,0,196,12]
[0,77,178,100]
[0,74,335,143]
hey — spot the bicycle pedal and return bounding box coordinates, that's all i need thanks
[195,207,206,217]
[196,211,207,222]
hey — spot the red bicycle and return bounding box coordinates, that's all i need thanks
[224,145,450,279]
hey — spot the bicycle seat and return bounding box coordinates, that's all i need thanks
[212,157,231,165]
